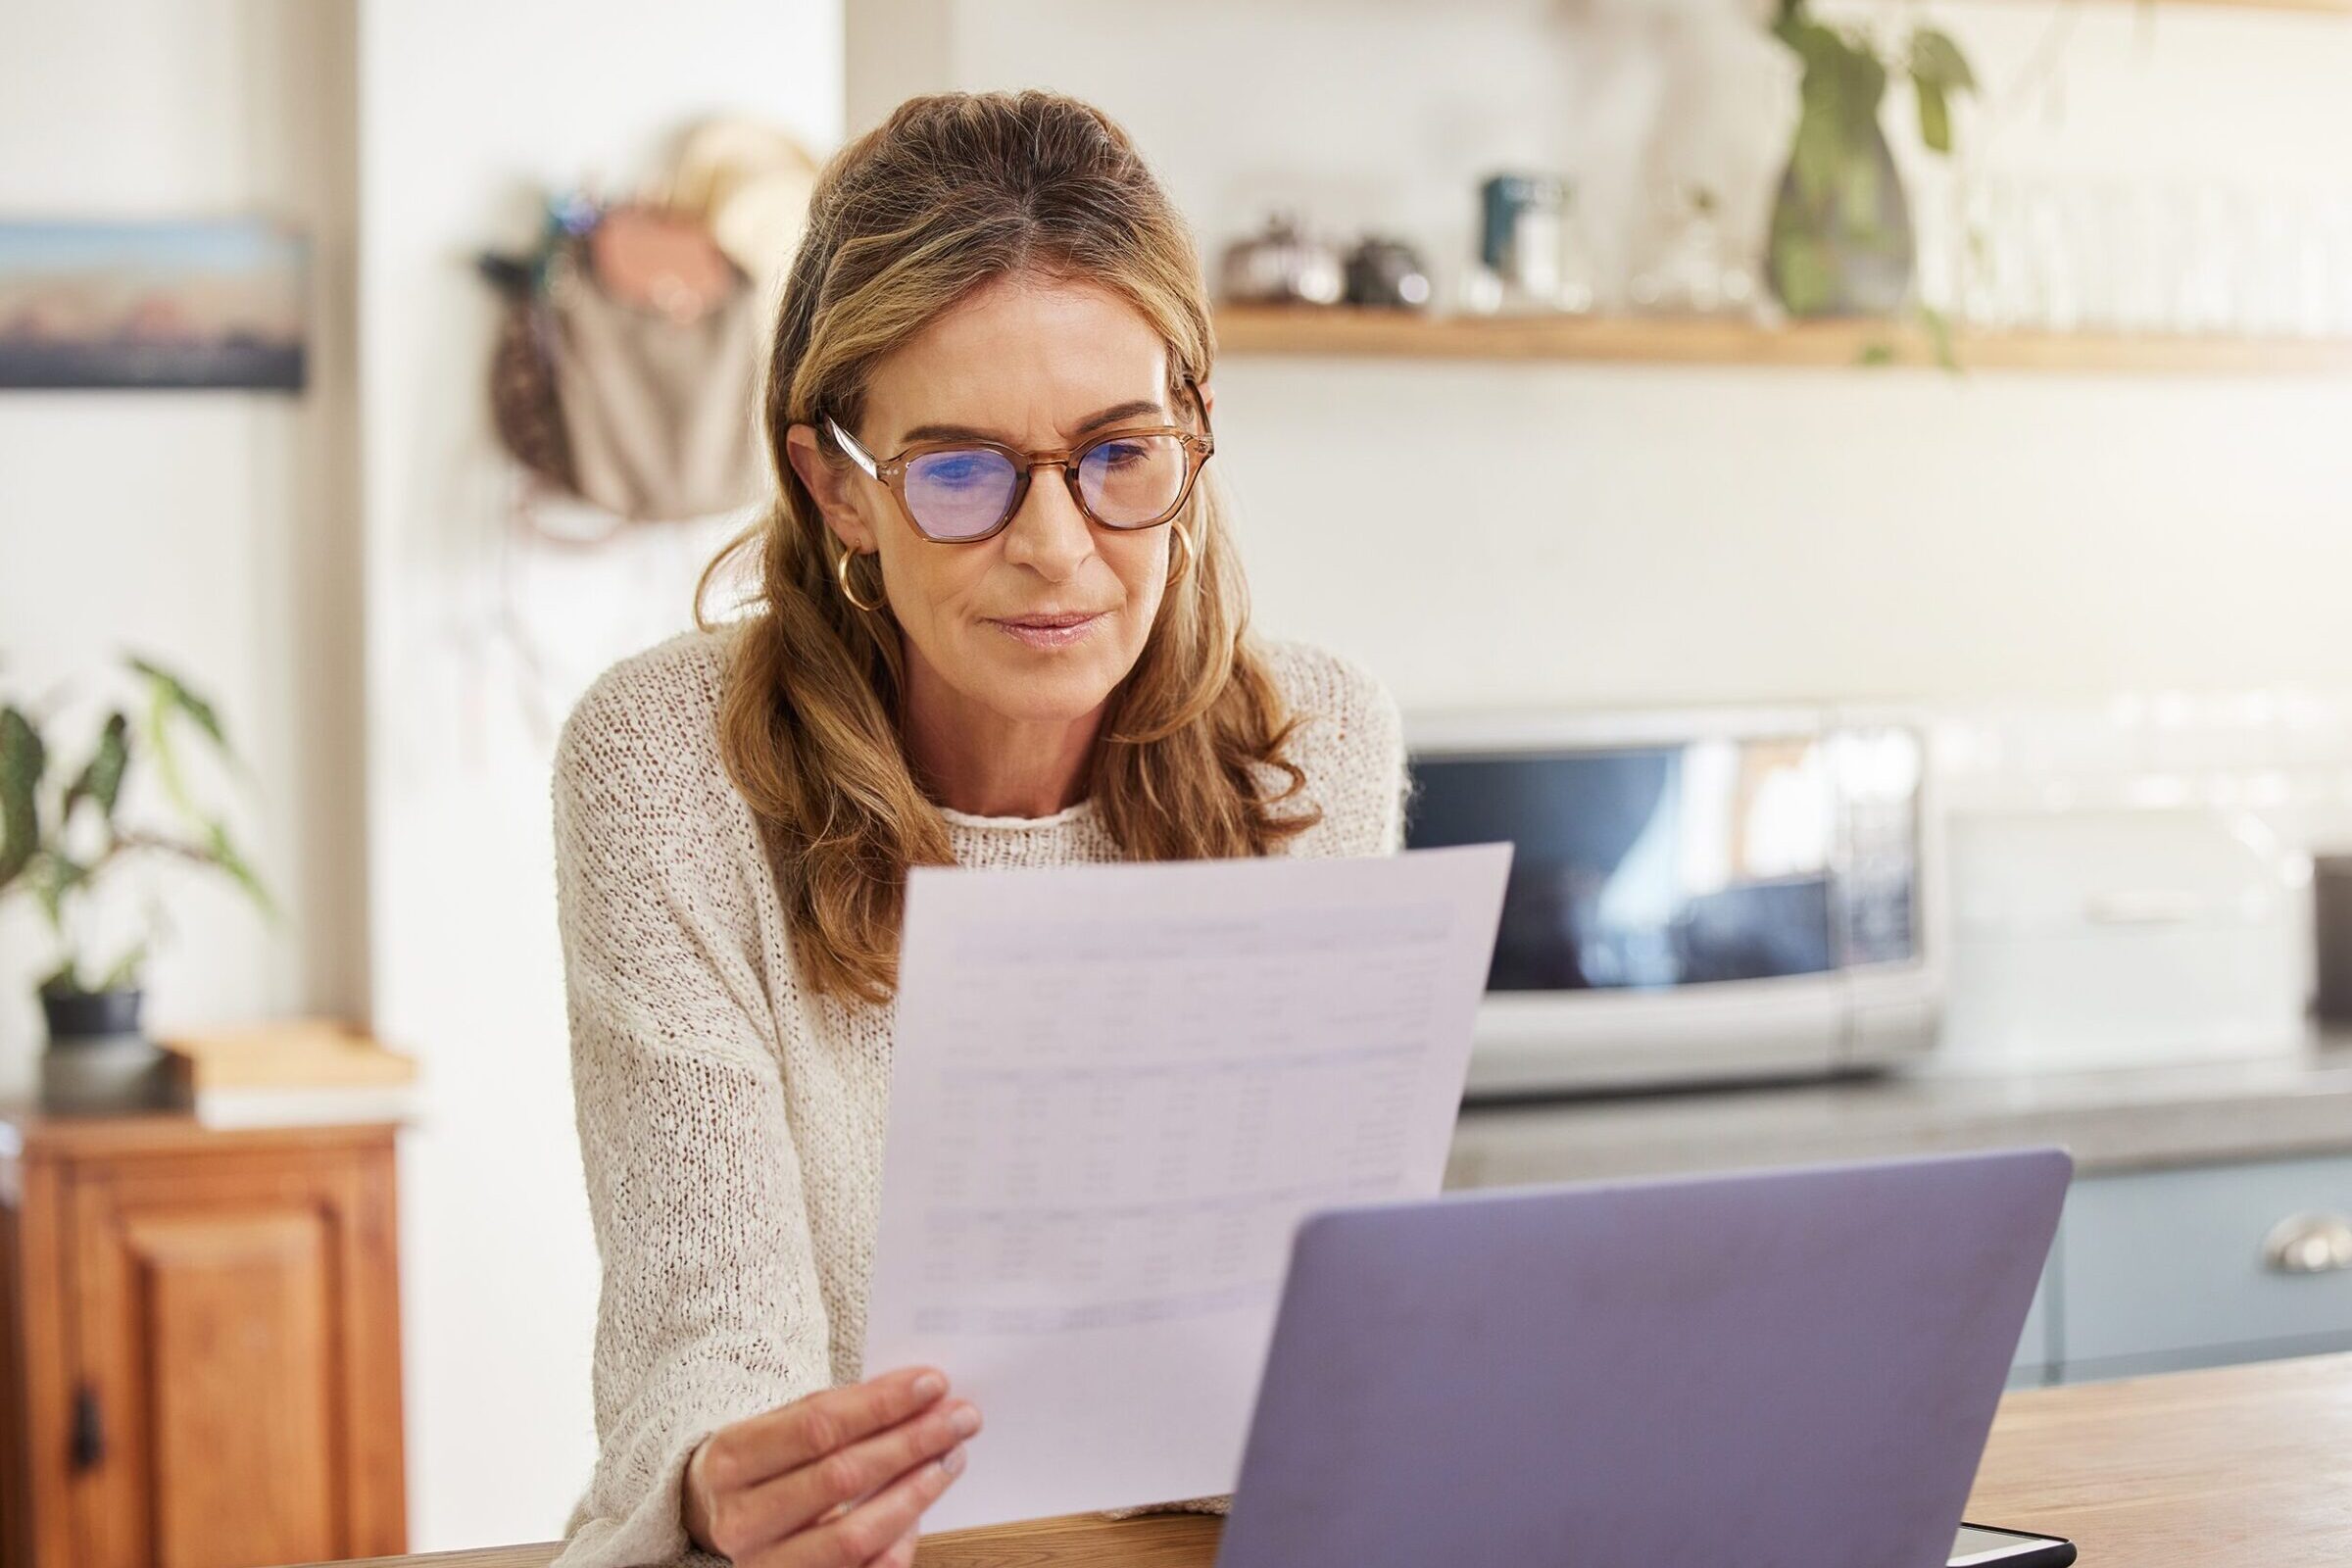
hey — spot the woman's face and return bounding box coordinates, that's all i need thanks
[786,274,1210,728]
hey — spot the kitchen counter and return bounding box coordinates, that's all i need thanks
[303,1350,2352,1567]
[1446,1028,2352,1189]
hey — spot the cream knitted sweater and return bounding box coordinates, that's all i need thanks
[549,626,1408,1568]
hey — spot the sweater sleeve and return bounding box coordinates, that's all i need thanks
[548,671,836,1568]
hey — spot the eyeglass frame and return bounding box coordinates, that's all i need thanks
[817,373,1215,545]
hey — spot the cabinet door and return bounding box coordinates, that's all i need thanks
[62,1148,404,1568]
[2058,1153,2352,1383]
[2006,1261,2055,1389]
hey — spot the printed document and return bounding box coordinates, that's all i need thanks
[863,843,1512,1533]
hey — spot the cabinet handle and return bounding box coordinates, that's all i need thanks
[2263,1213,2352,1275]
[70,1383,105,1472]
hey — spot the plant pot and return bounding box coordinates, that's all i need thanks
[1765,112,1917,319]
[38,987,177,1115]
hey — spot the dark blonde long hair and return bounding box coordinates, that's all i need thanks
[696,89,1318,1005]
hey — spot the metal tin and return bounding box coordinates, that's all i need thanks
[1343,234,1434,310]
[1479,172,1567,301]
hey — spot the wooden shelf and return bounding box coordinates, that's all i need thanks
[1212,304,2352,376]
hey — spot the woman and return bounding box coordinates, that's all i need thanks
[552,88,1407,1568]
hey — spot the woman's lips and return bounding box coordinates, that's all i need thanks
[988,611,1104,650]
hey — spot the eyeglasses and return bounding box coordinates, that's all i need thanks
[820,374,1215,544]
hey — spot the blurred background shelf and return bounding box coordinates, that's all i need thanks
[2106,0,2352,11]
[1212,305,2352,375]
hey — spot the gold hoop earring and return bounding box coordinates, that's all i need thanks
[834,545,887,612]
[1166,520,1196,587]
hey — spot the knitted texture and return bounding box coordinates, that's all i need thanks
[550,626,1408,1568]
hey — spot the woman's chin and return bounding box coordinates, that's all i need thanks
[967,649,1131,722]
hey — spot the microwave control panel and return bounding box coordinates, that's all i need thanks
[1832,726,1923,970]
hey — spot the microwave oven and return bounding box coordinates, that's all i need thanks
[1404,705,1943,1099]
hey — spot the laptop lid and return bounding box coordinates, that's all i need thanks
[1215,1147,2072,1568]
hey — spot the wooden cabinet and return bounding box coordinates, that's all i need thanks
[0,1107,407,1568]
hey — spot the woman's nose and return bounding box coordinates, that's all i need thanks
[998,465,1095,580]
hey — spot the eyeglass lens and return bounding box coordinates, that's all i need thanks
[902,434,1192,540]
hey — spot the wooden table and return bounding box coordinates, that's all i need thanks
[314,1350,2352,1567]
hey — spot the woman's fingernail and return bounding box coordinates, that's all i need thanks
[940,1446,967,1477]
[951,1403,982,1437]
[912,1372,946,1400]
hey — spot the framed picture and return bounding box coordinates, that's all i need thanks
[0,218,309,392]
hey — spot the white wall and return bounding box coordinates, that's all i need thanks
[0,0,365,1092]
[848,0,2352,713]
[354,0,841,1547]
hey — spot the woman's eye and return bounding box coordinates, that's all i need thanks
[1098,442,1146,467]
[929,454,994,485]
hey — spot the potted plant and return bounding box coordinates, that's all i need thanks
[0,655,274,1112]
[1765,0,1977,322]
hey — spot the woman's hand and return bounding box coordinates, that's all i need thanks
[682,1365,981,1566]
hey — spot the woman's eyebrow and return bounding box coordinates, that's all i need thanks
[899,398,1166,446]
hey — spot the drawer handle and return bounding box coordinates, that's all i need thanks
[2263,1213,2352,1275]
[71,1383,105,1472]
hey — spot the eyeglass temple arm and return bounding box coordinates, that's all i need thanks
[1183,372,1213,443]
[825,415,882,479]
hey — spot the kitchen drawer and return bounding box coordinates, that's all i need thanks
[2058,1154,2352,1371]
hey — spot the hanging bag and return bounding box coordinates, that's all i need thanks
[483,201,766,524]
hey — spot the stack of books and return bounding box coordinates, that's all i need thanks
[159,1017,420,1129]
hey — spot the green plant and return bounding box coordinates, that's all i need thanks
[0,654,274,998]
[1769,0,1977,338]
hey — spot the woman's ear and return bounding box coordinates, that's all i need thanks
[784,422,877,553]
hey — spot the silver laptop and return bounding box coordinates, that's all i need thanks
[1215,1147,2073,1568]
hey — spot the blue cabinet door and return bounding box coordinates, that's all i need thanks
[2007,1260,2056,1389]
[2056,1153,2352,1383]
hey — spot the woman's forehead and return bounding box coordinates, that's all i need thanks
[866,275,1171,444]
